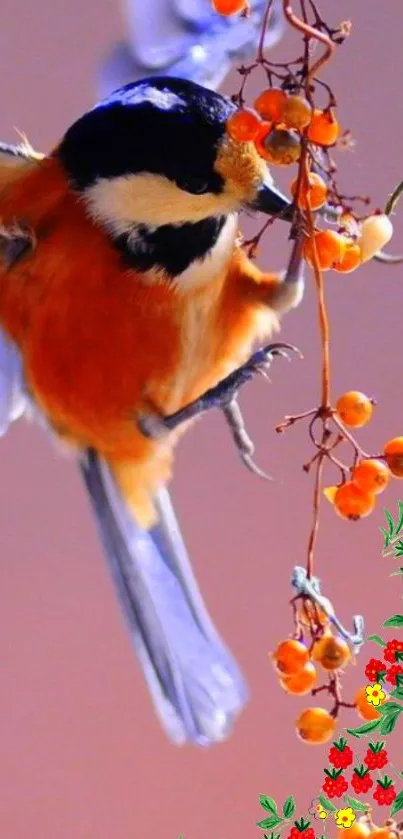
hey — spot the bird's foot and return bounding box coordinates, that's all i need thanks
[138,342,302,479]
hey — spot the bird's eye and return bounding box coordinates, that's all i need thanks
[177,177,210,195]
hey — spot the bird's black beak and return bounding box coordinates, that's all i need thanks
[248,180,293,222]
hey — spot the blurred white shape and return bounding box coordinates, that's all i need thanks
[0,327,27,437]
[98,0,284,96]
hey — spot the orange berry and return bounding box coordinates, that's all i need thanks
[280,662,317,695]
[307,109,340,146]
[312,635,351,670]
[384,437,403,478]
[211,0,247,14]
[272,638,309,675]
[226,108,262,143]
[296,707,336,744]
[282,95,312,130]
[333,242,361,274]
[304,230,347,271]
[254,87,288,123]
[352,459,391,495]
[339,823,372,839]
[334,481,375,520]
[336,391,373,428]
[355,685,388,721]
[290,172,327,211]
[257,127,301,165]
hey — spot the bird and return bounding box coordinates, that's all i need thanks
[0,75,305,747]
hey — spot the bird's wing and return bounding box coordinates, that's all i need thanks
[98,0,284,96]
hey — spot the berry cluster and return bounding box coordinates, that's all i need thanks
[270,603,361,744]
[322,393,403,521]
[320,739,395,803]
[226,87,393,276]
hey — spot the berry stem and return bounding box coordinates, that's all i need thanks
[306,435,326,579]
[257,0,276,63]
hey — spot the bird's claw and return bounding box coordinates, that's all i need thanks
[138,342,301,479]
[138,341,301,439]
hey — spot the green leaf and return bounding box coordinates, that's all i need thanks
[346,718,381,738]
[391,685,403,701]
[395,500,403,536]
[395,542,403,558]
[384,508,396,537]
[367,634,386,647]
[391,790,403,817]
[383,614,403,627]
[318,795,337,812]
[379,709,402,735]
[282,797,295,819]
[390,568,403,577]
[256,817,283,830]
[260,796,278,815]
[381,527,391,549]
[377,701,403,716]
[390,673,403,702]
[344,797,370,812]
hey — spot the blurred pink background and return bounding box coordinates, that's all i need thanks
[1,2,403,836]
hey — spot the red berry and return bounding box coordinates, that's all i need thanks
[386,664,403,685]
[323,769,348,798]
[351,768,373,795]
[364,748,388,770]
[365,658,386,682]
[288,825,315,839]
[384,639,403,664]
[328,740,354,769]
[373,780,396,806]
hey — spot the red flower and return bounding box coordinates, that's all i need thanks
[384,639,403,664]
[385,664,403,685]
[365,658,386,682]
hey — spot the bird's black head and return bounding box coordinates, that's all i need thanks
[58,77,291,278]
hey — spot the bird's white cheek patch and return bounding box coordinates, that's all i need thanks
[84,172,237,231]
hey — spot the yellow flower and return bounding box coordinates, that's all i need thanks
[366,683,386,706]
[335,808,356,829]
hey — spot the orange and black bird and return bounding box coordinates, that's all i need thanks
[0,77,305,746]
